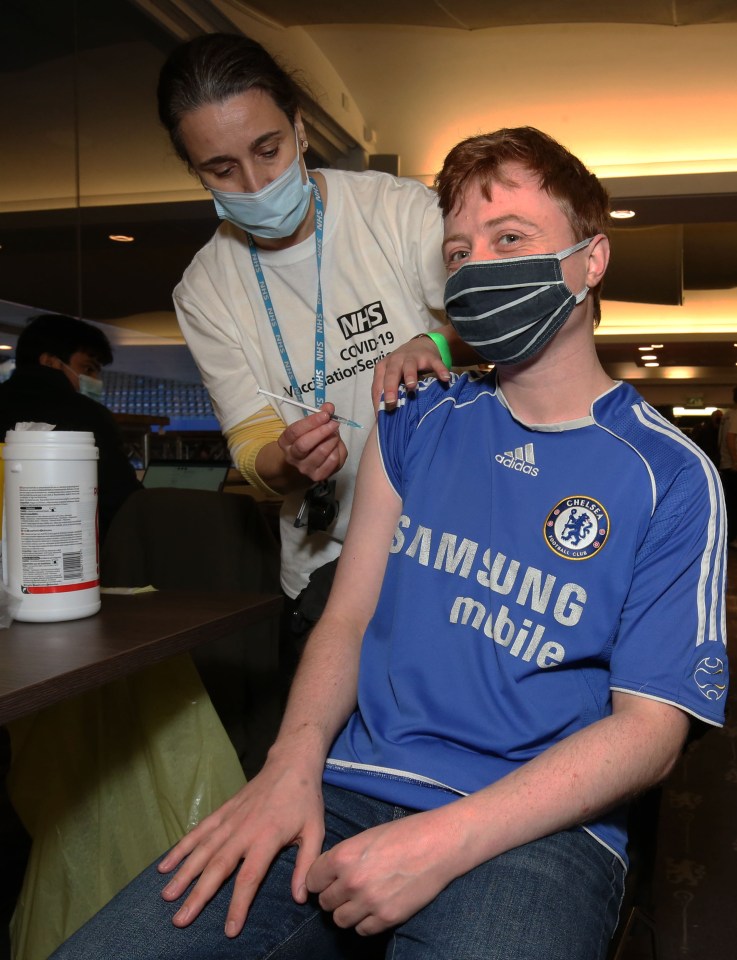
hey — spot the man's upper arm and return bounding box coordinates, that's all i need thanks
[325,425,402,632]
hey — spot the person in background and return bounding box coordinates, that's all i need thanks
[718,385,737,547]
[48,126,728,960]
[691,407,722,467]
[156,33,473,684]
[0,313,140,543]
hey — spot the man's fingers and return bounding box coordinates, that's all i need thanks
[222,844,278,937]
[161,837,230,902]
[292,827,327,903]
[158,835,196,875]
[170,849,241,927]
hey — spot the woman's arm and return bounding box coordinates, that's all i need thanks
[253,404,347,493]
[225,403,349,496]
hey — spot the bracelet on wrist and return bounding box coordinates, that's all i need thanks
[412,331,453,370]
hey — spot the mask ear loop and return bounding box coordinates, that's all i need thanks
[557,236,596,303]
[555,236,594,261]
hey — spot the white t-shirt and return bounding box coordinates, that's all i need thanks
[174,168,447,597]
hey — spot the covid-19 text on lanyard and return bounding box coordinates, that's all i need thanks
[247,177,326,410]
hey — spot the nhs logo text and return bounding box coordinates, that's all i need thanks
[337,301,388,339]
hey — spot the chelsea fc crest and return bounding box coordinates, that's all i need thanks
[544,496,610,560]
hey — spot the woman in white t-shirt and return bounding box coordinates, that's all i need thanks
[157,33,466,677]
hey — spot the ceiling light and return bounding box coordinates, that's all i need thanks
[673,406,719,417]
[640,355,657,361]
[644,362,659,367]
[109,234,134,242]
[0,344,12,351]
[650,344,663,349]
[637,346,653,352]
[609,209,636,219]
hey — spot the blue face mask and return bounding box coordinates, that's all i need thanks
[60,360,104,402]
[209,128,311,239]
[78,373,104,402]
[444,237,593,365]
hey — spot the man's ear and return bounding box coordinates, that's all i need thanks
[586,234,610,289]
[39,352,63,371]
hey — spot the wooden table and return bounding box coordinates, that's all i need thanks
[0,589,283,725]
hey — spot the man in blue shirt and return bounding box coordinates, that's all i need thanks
[52,128,727,960]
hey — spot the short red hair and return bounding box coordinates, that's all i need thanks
[435,127,610,322]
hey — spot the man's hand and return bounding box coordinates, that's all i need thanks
[276,402,348,484]
[305,809,455,936]
[157,757,325,938]
[371,336,451,411]
[306,693,690,939]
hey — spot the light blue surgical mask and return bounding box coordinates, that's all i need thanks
[78,373,104,402]
[60,361,104,402]
[209,127,311,239]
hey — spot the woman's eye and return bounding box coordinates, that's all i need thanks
[447,249,470,264]
[498,233,520,246]
[257,144,279,161]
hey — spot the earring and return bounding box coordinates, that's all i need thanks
[301,139,308,149]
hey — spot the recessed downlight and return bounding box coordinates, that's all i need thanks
[644,361,659,367]
[109,234,134,242]
[640,355,658,361]
[610,209,636,219]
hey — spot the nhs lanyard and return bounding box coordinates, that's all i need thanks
[247,177,326,409]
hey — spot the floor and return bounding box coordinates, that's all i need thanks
[1,553,735,960]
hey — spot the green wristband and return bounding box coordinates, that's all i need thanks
[424,331,453,369]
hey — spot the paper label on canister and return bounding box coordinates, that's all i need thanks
[18,481,99,593]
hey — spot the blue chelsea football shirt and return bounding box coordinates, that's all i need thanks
[324,373,728,863]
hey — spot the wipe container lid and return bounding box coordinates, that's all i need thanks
[3,429,99,460]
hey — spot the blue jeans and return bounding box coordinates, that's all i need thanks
[50,784,624,960]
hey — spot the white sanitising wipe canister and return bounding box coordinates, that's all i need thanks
[2,429,101,622]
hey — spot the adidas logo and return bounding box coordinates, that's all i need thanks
[495,442,539,476]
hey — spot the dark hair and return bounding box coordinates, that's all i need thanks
[435,127,610,322]
[157,33,306,165]
[15,314,113,367]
